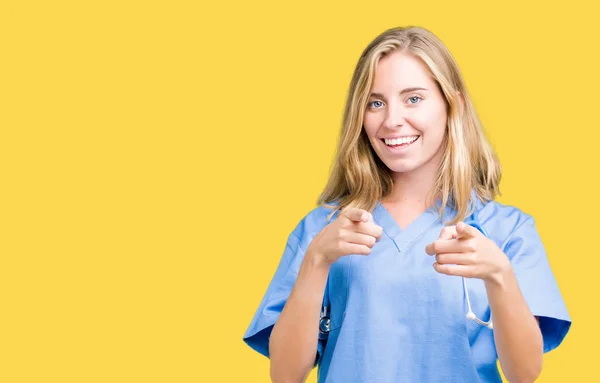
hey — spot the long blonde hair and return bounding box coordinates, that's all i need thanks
[317,26,501,224]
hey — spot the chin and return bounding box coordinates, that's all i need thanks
[383,160,420,174]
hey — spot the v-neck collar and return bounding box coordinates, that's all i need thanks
[372,200,457,253]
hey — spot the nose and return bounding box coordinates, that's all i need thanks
[383,103,407,130]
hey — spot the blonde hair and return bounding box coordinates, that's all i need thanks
[317,26,501,224]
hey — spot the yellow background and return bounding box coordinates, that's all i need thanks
[1,0,596,381]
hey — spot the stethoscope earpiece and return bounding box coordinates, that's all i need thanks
[464,278,494,330]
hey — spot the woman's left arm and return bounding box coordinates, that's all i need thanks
[426,222,544,383]
[485,266,543,383]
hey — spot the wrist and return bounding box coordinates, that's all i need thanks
[305,249,332,271]
[484,263,514,288]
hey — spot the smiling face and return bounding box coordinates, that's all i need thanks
[363,51,449,178]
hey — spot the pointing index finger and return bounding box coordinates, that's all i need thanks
[344,207,371,223]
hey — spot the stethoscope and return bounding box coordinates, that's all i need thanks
[318,210,493,338]
[462,210,494,330]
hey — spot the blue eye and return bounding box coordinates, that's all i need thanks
[408,96,422,104]
[369,100,384,108]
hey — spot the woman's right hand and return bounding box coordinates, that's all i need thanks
[307,207,383,266]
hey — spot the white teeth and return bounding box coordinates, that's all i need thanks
[384,136,418,146]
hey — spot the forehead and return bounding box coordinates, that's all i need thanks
[371,51,435,90]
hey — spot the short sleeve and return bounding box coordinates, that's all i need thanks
[503,216,572,353]
[242,226,326,364]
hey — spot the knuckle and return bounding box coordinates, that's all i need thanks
[442,226,456,236]
[466,240,477,252]
[343,207,356,219]
[369,236,377,247]
[469,253,478,263]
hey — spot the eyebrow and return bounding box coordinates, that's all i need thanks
[369,87,428,98]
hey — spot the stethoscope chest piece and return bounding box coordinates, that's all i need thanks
[319,316,331,334]
[319,303,331,337]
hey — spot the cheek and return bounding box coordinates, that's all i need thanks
[363,114,381,138]
[411,106,447,138]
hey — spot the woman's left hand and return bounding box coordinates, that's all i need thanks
[425,222,512,284]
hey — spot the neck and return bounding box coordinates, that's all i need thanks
[383,152,443,209]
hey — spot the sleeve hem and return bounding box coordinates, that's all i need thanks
[535,314,572,354]
[243,313,279,358]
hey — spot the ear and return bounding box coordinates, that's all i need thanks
[456,91,465,116]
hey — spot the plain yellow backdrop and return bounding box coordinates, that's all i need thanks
[1,0,597,381]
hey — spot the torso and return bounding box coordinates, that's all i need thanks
[312,199,507,382]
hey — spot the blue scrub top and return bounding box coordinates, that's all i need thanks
[243,198,571,382]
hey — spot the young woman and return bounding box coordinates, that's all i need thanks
[243,26,571,383]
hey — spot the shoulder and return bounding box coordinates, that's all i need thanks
[475,199,537,249]
[289,203,340,249]
[477,199,533,228]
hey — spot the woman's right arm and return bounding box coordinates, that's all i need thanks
[268,250,330,383]
[268,207,383,383]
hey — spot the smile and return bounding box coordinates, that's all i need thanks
[381,135,420,149]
